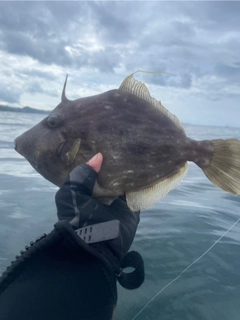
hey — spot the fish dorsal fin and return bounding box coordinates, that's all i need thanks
[119,71,185,133]
[126,162,188,212]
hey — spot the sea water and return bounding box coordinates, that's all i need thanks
[0,111,240,320]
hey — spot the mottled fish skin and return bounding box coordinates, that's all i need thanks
[14,74,240,210]
[14,88,213,197]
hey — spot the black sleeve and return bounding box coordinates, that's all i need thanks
[0,221,117,320]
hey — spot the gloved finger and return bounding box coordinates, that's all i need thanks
[56,164,98,228]
[100,197,140,258]
[64,164,97,195]
[109,197,140,226]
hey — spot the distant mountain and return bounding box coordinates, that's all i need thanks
[0,105,51,114]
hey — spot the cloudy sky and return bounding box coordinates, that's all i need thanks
[0,1,239,126]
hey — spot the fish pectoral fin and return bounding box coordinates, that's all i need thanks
[61,138,81,166]
[126,163,188,212]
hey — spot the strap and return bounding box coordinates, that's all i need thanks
[117,251,145,290]
[75,221,145,290]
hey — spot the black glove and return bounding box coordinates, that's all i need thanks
[55,164,140,261]
[56,164,144,290]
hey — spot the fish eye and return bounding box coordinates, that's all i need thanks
[47,115,62,129]
[49,119,57,127]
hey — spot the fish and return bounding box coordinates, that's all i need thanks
[14,72,240,211]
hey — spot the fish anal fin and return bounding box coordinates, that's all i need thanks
[119,72,185,133]
[126,163,188,211]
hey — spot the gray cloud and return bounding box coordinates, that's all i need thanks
[1,2,239,76]
[88,2,133,43]
[214,63,240,83]
[26,81,59,98]
[0,86,21,104]
[183,1,240,31]
[168,73,192,89]
[2,30,73,66]
[19,69,57,81]
[0,2,85,67]
[0,2,127,73]
[0,1,239,126]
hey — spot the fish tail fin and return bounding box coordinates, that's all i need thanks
[202,139,240,195]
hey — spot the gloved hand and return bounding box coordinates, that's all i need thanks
[55,153,140,261]
[0,154,143,320]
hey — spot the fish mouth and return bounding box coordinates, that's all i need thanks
[14,137,23,154]
[57,138,81,166]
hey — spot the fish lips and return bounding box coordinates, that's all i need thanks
[14,134,44,173]
[14,136,25,156]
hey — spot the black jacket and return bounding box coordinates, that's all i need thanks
[0,164,144,320]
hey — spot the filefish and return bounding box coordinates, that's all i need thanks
[14,72,240,211]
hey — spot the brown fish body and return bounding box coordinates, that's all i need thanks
[15,90,189,191]
[67,89,188,191]
[14,73,240,211]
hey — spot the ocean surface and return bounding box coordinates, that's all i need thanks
[0,111,240,320]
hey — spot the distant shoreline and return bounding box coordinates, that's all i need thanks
[0,105,50,114]
[0,105,239,129]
